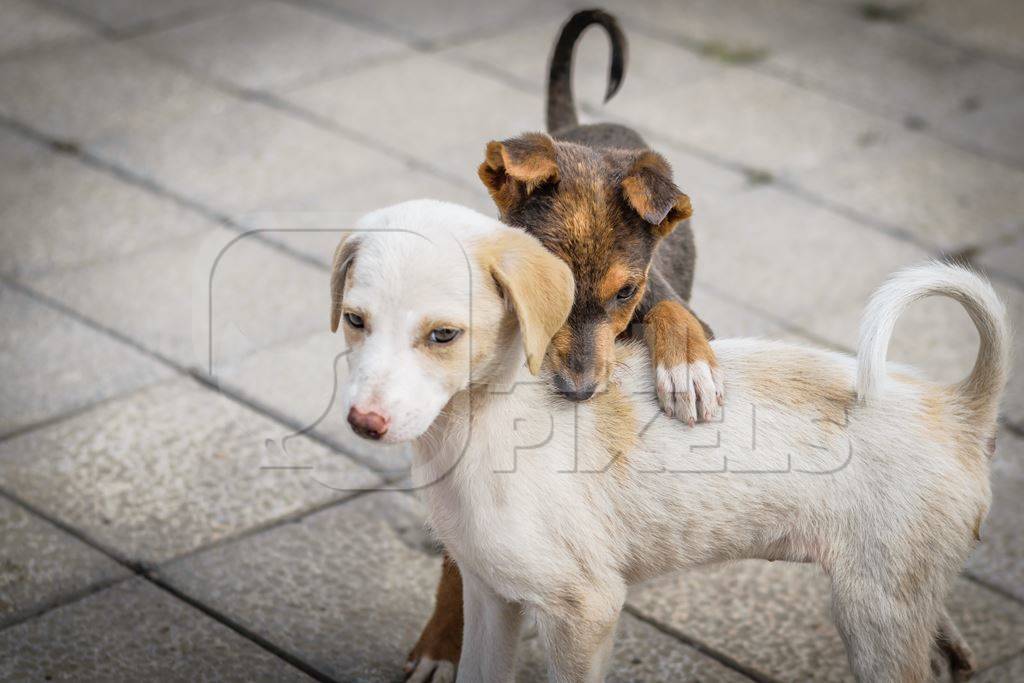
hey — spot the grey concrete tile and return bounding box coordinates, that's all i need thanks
[214,331,412,475]
[628,561,1024,682]
[286,53,543,181]
[28,227,331,370]
[793,132,1024,250]
[90,95,410,217]
[967,429,1024,601]
[0,378,380,564]
[938,89,1024,168]
[0,130,212,278]
[46,0,246,35]
[0,40,225,142]
[0,0,92,56]
[0,497,128,628]
[159,492,443,682]
[690,185,930,333]
[772,19,1024,124]
[976,652,1024,682]
[690,282,794,341]
[440,14,725,107]
[132,1,410,92]
[609,67,900,174]
[315,0,562,46]
[0,578,313,682]
[916,0,1024,63]
[603,0,835,56]
[0,285,171,437]
[515,613,750,682]
[236,165,495,267]
[977,231,1024,288]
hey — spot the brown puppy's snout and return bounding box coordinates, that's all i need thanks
[553,372,597,402]
[347,406,390,440]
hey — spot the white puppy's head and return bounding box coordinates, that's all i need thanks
[330,200,574,444]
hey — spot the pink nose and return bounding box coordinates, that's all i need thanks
[347,406,390,440]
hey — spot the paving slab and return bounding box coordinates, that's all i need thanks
[215,331,412,475]
[607,66,900,174]
[158,492,444,682]
[0,285,170,438]
[0,130,212,278]
[0,578,312,682]
[90,93,411,218]
[690,185,929,335]
[793,132,1024,251]
[132,1,410,92]
[45,0,245,36]
[628,560,1024,682]
[235,164,494,267]
[915,0,1024,64]
[286,53,543,181]
[967,429,1024,601]
[515,613,749,682]
[977,230,1024,289]
[976,652,1024,682]
[28,227,331,370]
[312,0,561,46]
[440,14,725,108]
[0,39,226,143]
[0,497,128,629]
[0,378,380,564]
[0,0,92,56]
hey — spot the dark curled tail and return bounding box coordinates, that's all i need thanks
[546,9,627,134]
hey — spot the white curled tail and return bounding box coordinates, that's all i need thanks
[856,262,1010,421]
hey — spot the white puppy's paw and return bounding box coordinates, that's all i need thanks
[405,656,455,683]
[655,360,724,425]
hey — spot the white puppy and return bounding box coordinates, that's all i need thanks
[331,200,1008,683]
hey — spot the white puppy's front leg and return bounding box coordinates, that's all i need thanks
[457,570,524,683]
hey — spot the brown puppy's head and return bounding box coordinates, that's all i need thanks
[479,132,692,400]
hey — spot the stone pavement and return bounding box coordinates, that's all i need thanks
[1,0,1022,680]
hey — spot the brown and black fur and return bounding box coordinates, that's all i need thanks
[406,10,712,680]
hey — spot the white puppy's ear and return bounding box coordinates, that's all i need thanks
[330,233,361,333]
[477,229,575,375]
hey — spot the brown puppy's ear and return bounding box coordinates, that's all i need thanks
[621,151,693,238]
[476,229,574,375]
[329,233,361,333]
[478,133,560,215]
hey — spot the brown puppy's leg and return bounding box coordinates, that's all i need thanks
[935,607,976,682]
[643,299,722,426]
[405,554,463,682]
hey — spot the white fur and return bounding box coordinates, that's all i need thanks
[337,202,1007,683]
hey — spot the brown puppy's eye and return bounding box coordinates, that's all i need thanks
[616,284,637,301]
[344,312,364,329]
[429,328,461,344]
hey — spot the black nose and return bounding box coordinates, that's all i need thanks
[553,374,597,402]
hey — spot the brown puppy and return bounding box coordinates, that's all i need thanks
[405,10,720,681]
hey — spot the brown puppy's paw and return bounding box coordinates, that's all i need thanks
[654,358,724,425]
[405,655,455,683]
[644,300,724,425]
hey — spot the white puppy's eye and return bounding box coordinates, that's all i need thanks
[429,328,461,344]
[344,312,365,329]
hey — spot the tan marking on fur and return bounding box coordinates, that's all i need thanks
[407,554,464,668]
[643,300,716,370]
[592,381,637,480]
[478,134,559,214]
[744,350,855,426]
[973,512,983,542]
[474,230,575,375]
[621,151,693,237]
[597,262,633,303]
[329,233,360,333]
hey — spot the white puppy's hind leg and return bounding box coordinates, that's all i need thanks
[456,570,524,683]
